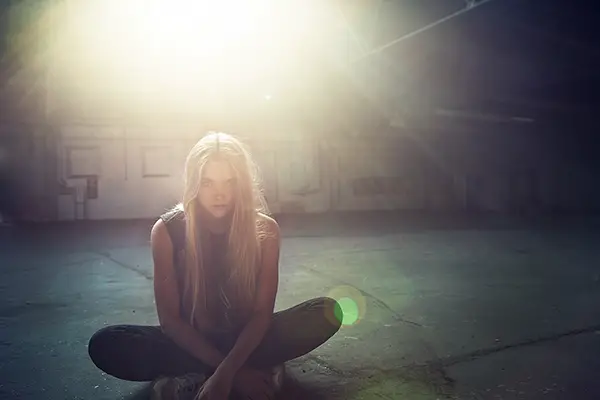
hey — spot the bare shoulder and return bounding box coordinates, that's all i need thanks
[150,218,176,280]
[150,218,172,250]
[257,213,280,240]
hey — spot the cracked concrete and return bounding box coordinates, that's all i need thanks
[2,213,600,399]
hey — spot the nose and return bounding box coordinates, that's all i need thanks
[214,184,226,199]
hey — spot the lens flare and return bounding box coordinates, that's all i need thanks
[327,285,366,327]
[337,297,359,325]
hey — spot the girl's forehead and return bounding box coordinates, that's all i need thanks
[202,159,235,180]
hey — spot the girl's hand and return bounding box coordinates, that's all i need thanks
[233,367,275,399]
[196,372,232,400]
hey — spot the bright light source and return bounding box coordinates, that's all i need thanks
[56,0,332,112]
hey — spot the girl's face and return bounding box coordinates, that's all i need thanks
[197,158,236,219]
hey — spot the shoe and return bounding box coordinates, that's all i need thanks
[150,373,207,400]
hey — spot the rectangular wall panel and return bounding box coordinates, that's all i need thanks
[66,146,101,178]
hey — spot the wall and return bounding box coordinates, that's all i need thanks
[324,123,599,215]
[411,122,600,214]
[249,135,330,214]
[57,124,196,220]
[2,121,598,221]
[54,124,332,220]
[331,135,442,211]
[0,123,57,221]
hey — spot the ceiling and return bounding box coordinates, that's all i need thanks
[342,0,600,118]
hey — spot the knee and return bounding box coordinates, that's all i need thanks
[88,325,122,371]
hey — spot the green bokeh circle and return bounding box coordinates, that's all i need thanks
[336,297,359,326]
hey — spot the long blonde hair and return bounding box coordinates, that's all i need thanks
[178,132,269,327]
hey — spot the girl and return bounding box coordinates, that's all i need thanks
[88,132,342,399]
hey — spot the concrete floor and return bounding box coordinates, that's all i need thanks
[2,213,600,399]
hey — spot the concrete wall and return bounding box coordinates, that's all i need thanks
[56,125,189,220]
[411,124,600,214]
[53,124,333,220]
[248,135,331,214]
[53,125,458,220]
[0,124,57,222]
[1,121,598,221]
[330,135,454,211]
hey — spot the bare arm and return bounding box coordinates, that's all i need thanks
[151,218,225,370]
[216,215,281,378]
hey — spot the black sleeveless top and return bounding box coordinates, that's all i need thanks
[160,208,247,332]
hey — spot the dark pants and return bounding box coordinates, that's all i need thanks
[88,297,342,382]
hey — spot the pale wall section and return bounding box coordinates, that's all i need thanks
[55,126,333,220]
[249,137,331,214]
[57,125,188,220]
[46,124,600,220]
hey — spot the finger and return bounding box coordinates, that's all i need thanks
[246,384,270,400]
[255,390,273,400]
[260,383,275,400]
[249,372,271,388]
[261,376,273,387]
[267,386,276,400]
[261,371,275,385]
[262,390,275,400]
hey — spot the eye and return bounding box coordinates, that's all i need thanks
[201,180,212,187]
